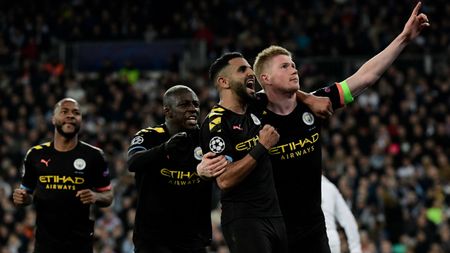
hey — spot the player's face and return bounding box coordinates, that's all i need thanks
[168,90,200,130]
[267,54,299,93]
[227,57,256,101]
[53,100,82,139]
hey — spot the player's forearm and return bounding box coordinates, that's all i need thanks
[94,190,113,207]
[346,33,409,96]
[295,90,309,101]
[127,144,166,172]
[216,154,257,190]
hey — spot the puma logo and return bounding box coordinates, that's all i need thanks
[233,125,243,131]
[40,158,51,167]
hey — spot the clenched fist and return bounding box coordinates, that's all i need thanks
[13,188,32,206]
[165,132,191,159]
[258,124,279,149]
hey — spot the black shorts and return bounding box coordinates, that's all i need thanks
[34,240,93,253]
[134,244,207,253]
[35,219,95,253]
[287,220,330,253]
[222,217,288,253]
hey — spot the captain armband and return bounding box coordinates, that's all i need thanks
[249,143,268,161]
[20,184,33,193]
[340,80,354,104]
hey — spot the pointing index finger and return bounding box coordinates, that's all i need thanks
[412,2,421,16]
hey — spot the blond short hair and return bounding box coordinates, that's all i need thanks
[253,45,292,82]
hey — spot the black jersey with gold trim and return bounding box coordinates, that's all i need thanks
[127,124,212,248]
[262,83,344,234]
[200,105,282,225]
[21,141,111,248]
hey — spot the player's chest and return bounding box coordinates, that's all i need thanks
[226,113,262,142]
[264,109,318,134]
[264,110,321,160]
[33,153,91,178]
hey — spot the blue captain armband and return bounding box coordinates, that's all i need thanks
[20,184,33,193]
[340,80,354,104]
[225,155,233,163]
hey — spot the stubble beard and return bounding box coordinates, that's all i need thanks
[55,123,80,139]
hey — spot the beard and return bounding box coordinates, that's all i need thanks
[230,79,254,103]
[55,123,80,139]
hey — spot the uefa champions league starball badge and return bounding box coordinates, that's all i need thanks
[209,136,225,154]
[131,136,144,145]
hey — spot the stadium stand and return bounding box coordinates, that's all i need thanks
[0,0,449,252]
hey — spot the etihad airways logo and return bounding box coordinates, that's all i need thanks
[269,133,319,160]
[39,175,85,184]
[235,136,259,152]
[39,175,85,191]
[160,168,201,186]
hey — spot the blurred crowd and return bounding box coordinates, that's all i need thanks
[0,0,449,253]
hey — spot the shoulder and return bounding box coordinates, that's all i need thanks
[129,125,168,150]
[79,142,107,162]
[134,126,167,139]
[79,141,104,154]
[204,105,226,133]
[25,142,52,158]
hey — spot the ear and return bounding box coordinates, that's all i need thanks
[163,106,171,118]
[217,76,230,89]
[260,73,270,85]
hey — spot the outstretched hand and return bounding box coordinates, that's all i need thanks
[402,2,430,41]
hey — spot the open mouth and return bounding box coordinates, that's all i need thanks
[245,76,256,91]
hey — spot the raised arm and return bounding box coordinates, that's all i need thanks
[345,2,430,96]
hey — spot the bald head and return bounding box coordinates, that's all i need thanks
[163,85,196,108]
[54,98,80,115]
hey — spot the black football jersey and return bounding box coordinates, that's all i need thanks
[127,124,212,248]
[200,105,282,225]
[262,83,345,234]
[21,141,111,248]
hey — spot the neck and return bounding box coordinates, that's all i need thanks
[219,92,247,114]
[53,133,78,152]
[265,88,297,115]
[165,121,182,136]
